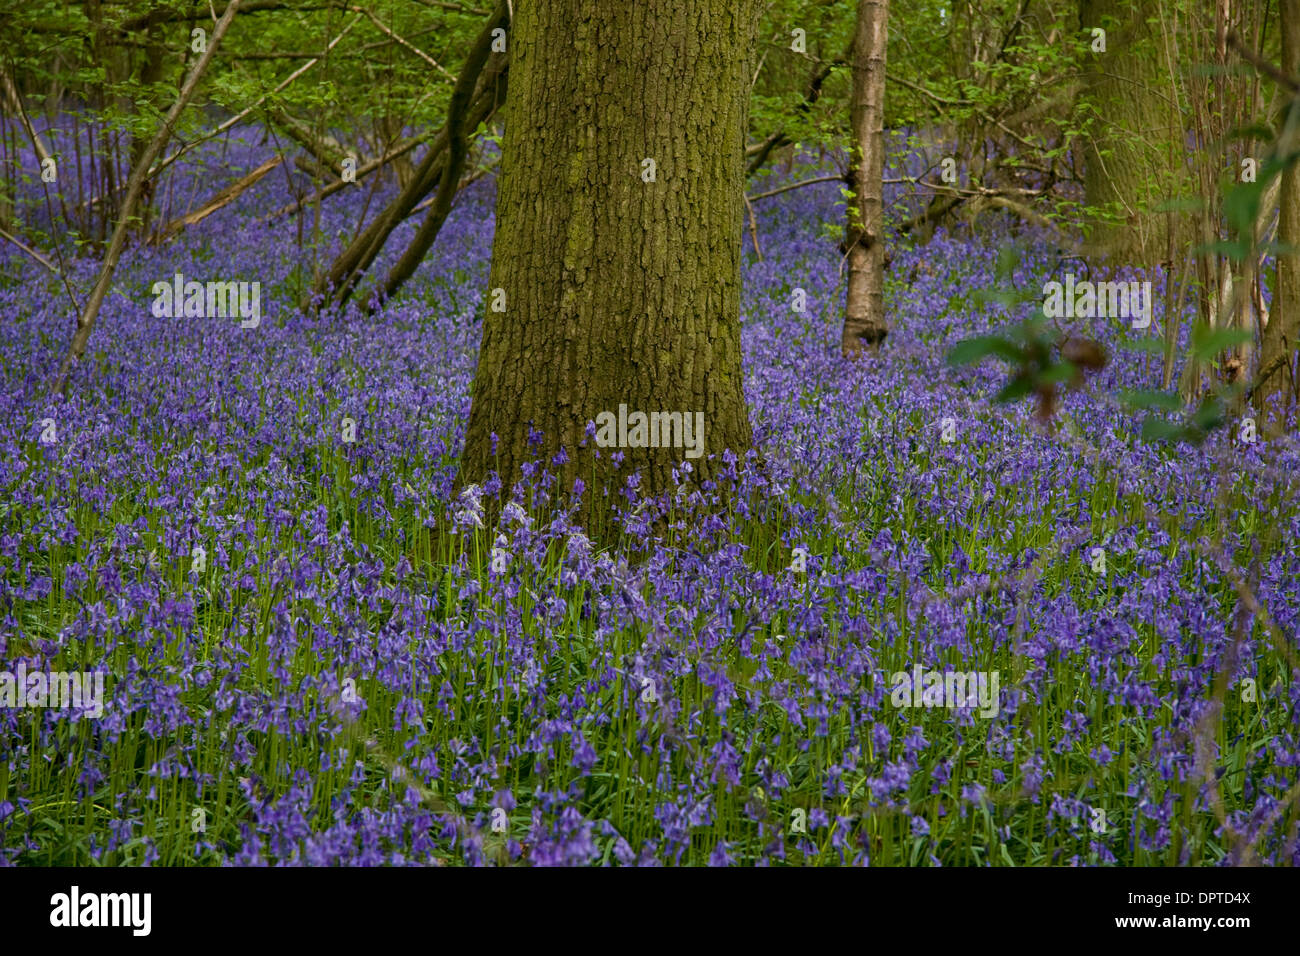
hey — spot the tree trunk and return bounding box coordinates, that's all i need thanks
[1257,0,1300,423]
[1078,0,1182,266]
[460,0,757,529]
[841,0,889,357]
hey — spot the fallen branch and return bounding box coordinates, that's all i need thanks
[896,193,965,235]
[154,154,283,241]
[978,194,1065,237]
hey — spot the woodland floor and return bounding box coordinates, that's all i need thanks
[1,131,1298,865]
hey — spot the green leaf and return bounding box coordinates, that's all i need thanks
[1222,180,1265,237]
[1121,338,1166,355]
[1120,388,1183,412]
[1140,417,1184,443]
[1153,196,1204,213]
[1226,121,1277,142]
[996,377,1034,402]
[1190,397,1226,430]
[994,244,1022,279]
[1191,326,1252,358]
[947,335,1020,366]
[1038,361,1077,385]
[1196,239,1251,262]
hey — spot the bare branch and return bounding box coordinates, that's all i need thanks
[747,174,842,202]
[0,225,60,275]
[349,5,457,81]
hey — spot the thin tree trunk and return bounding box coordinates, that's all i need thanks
[373,6,508,306]
[1257,0,1300,423]
[50,0,242,398]
[460,0,757,529]
[311,45,507,311]
[842,0,889,356]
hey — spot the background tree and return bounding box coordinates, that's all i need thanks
[1256,0,1300,423]
[841,0,889,356]
[1,0,495,305]
[1076,0,1184,265]
[460,0,758,526]
[50,0,243,397]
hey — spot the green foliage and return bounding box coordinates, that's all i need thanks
[948,312,1106,421]
[1117,323,1252,446]
[948,244,1109,422]
[0,0,487,177]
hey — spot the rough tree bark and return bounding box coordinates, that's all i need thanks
[1257,0,1300,423]
[841,0,889,356]
[460,0,757,527]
